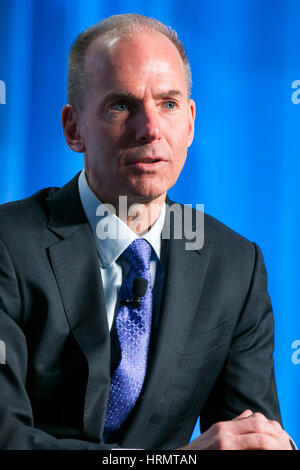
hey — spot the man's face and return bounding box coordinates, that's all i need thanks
[76,31,195,206]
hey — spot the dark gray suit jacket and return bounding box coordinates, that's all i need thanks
[0,404,30,450]
[0,174,281,449]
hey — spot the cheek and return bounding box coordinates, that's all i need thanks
[82,114,121,151]
[167,115,190,153]
[173,152,187,181]
[85,130,118,167]
[171,133,189,170]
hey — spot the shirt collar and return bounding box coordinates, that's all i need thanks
[78,170,165,268]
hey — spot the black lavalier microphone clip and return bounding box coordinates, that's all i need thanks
[121,277,148,309]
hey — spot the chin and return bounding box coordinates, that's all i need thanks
[125,178,171,203]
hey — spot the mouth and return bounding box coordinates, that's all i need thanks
[125,156,167,171]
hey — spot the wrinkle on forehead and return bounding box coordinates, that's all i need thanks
[83,32,186,96]
[85,32,187,101]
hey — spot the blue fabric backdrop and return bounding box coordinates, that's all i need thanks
[1,0,300,446]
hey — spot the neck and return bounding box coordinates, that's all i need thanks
[119,195,166,235]
[84,175,166,234]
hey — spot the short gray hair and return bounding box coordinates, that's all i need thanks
[67,13,192,111]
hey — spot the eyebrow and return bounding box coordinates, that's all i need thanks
[154,90,183,99]
[102,89,183,105]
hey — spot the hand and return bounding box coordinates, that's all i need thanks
[177,410,293,450]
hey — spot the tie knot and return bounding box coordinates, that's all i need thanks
[122,239,152,272]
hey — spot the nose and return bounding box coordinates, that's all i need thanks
[134,104,161,143]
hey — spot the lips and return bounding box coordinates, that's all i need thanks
[125,156,165,165]
[123,156,167,174]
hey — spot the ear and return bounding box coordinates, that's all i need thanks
[187,98,196,148]
[61,104,86,153]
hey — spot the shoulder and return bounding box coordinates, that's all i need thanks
[0,172,81,236]
[0,187,59,235]
[166,198,254,249]
[166,198,258,272]
[203,211,259,272]
[204,211,253,249]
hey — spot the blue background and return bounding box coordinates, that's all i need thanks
[1,0,300,447]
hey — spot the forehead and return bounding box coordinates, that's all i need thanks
[83,32,187,96]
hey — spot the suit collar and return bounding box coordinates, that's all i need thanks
[47,172,87,238]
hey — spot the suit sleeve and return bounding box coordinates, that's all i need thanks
[200,242,282,432]
[0,403,30,450]
[0,238,119,450]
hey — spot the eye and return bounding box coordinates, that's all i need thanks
[163,100,177,110]
[110,102,129,112]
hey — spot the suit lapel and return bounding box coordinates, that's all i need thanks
[120,202,212,447]
[47,175,111,441]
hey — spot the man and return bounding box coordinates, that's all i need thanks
[0,14,293,450]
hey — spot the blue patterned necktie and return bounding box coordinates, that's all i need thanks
[104,238,153,438]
